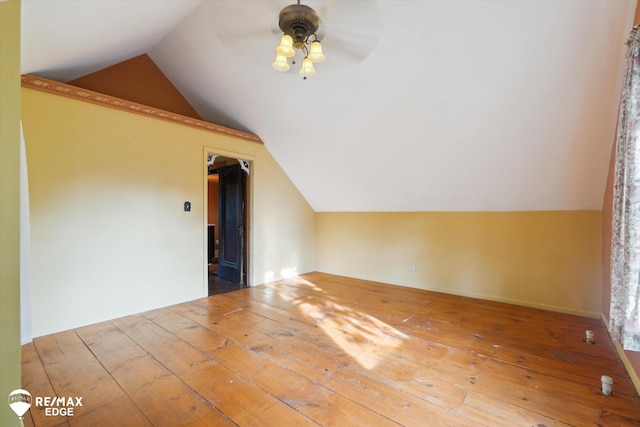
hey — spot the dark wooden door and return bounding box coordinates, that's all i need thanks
[218,164,244,283]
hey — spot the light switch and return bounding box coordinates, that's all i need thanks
[184,201,191,212]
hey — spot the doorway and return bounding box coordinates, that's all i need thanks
[207,154,250,295]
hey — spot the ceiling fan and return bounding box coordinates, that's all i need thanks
[207,0,383,76]
[271,1,326,78]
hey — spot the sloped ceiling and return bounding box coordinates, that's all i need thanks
[21,0,636,211]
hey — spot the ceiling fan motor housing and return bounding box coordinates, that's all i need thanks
[278,4,320,48]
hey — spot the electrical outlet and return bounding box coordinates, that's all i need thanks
[410,264,416,272]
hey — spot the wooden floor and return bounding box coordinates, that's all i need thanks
[208,272,245,296]
[21,272,640,426]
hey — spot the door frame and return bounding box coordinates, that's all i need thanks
[203,147,253,293]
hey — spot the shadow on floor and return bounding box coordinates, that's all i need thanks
[208,271,245,296]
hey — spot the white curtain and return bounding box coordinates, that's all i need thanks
[610,25,640,352]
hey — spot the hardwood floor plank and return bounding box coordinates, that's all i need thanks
[468,356,639,425]
[68,395,151,427]
[347,358,470,411]
[459,391,572,426]
[156,295,462,425]
[325,368,482,427]
[75,322,231,426]
[22,273,640,426]
[111,315,211,377]
[32,330,133,422]
[182,362,320,427]
[183,275,640,424]
[74,322,171,393]
[21,343,69,427]
[271,276,617,364]
[208,338,400,426]
[143,307,230,354]
[477,354,640,417]
[146,307,341,383]
[171,302,353,371]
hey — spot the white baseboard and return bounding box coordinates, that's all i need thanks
[601,313,640,396]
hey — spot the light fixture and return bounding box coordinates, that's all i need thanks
[272,1,326,79]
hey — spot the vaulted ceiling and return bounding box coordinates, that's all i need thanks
[21,0,636,211]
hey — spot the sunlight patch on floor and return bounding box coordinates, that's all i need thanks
[299,301,408,370]
[272,277,408,370]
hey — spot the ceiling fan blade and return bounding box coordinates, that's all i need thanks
[208,1,281,50]
[314,0,383,63]
[205,0,383,67]
[322,27,380,60]
[317,0,382,36]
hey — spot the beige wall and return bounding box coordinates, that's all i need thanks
[252,145,317,283]
[317,211,602,317]
[22,87,316,337]
[0,1,22,426]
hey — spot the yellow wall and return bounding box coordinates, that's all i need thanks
[22,88,316,337]
[317,211,602,317]
[0,0,22,425]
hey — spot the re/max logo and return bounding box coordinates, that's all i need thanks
[35,396,83,407]
[34,396,83,416]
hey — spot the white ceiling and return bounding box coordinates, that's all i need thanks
[21,0,636,211]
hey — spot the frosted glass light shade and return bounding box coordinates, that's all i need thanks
[308,41,325,63]
[276,35,295,57]
[272,54,290,72]
[299,57,316,78]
